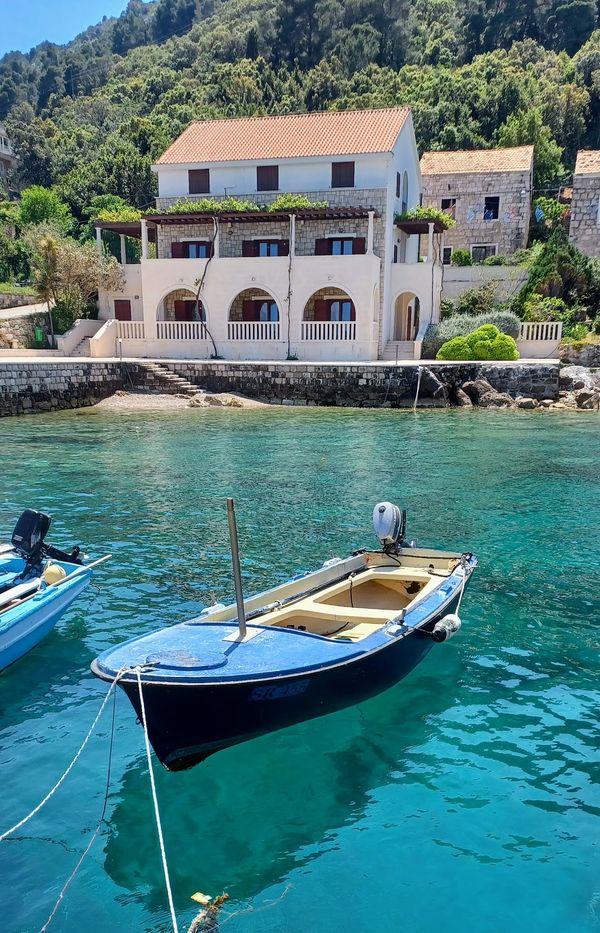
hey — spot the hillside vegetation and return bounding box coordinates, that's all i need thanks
[2,0,600,220]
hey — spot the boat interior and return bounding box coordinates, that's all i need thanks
[258,564,450,642]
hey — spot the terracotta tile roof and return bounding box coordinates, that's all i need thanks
[155,108,411,165]
[420,146,534,175]
[574,150,600,175]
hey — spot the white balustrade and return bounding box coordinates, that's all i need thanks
[116,320,145,340]
[518,321,563,343]
[157,320,208,340]
[227,321,280,341]
[301,320,356,341]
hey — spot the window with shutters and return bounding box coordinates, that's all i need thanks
[331,161,355,188]
[188,169,210,194]
[329,299,355,321]
[242,239,288,257]
[185,241,212,259]
[258,240,281,256]
[314,237,365,255]
[330,238,354,256]
[256,165,279,191]
[471,244,497,262]
[442,247,453,265]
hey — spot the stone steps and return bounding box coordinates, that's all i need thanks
[381,341,415,361]
[136,362,202,397]
[71,337,91,357]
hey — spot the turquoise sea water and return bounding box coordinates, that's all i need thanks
[0,407,599,933]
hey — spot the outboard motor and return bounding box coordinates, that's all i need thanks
[373,502,406,553]
[11,509,51,564]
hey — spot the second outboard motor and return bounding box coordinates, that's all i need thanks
[11,509,52,563]
[373,502,406,553]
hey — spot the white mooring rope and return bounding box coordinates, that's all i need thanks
[136,667,179,933]
[0,668,126,842]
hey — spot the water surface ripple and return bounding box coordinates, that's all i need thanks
[0,407,598,933]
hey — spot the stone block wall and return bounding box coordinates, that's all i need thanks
[422,170,531,256]
[0,362,125,416]
[0,293,37,310]
[0,313,47,349]
[569,174,600,258]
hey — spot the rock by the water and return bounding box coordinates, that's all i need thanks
[455,388,473,407]
[559,366,595,391]
[516,397,537,410]
[478,390,515,409]
[461,378,495,404]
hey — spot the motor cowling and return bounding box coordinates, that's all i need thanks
[431,613,461,643]
[373,502,406,552]
[11,509,51,562]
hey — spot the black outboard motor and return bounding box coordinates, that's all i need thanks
[11,509,83,567]
[11,509,51,564]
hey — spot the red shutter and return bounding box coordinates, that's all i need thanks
[353,237,366,255]
[242,299,257,321]
[315,238,329,255]
[114,299,132,321]
[279,239,289,256]
[174,301,188,321]
[242,240,258,257]
[314,300,329,321]
[171,242,186,258]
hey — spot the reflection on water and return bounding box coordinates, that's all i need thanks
[0,407,599,933]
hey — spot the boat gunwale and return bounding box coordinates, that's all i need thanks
[91,554,477,688]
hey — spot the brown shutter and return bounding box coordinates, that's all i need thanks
[242,240,258,257]
[349,302,356,321]
[352,237,366,255]
[114,299,132,321]
[314,238,329,255]
[174,301,187,321]
[242,299,256,321]
[171,242,186,258]
[331,161,355,188]
[188,169,210,194]
[314,300,329,321]
[257,165,279,191]
[279,239,289,256]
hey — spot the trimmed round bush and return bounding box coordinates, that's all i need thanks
[451,248,472,266]
[436,324,519,361]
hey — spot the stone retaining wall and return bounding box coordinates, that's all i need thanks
[0,293,37,310]
[0,362,125,416]
[0,359,560,417]
[0,312,47,349]
[165,360,559,406]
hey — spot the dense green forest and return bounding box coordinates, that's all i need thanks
[3,0,600,222]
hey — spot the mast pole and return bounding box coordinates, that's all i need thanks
[226,498,247,638]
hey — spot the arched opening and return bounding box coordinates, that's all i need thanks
[158,288,205,322]
[302,287,356,340]
[394,292,420,341]
[228,288,280,340]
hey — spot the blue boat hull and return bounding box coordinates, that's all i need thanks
[0,569,91,672]
[119,598,455,771]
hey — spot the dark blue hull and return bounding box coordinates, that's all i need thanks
[120,611,446,771]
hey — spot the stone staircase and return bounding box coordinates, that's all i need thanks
[136,362,203,398]
[70,337,91,357]
[381,341,415,362]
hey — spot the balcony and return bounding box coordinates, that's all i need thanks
[228,321,280,341]
[301,321,356,341]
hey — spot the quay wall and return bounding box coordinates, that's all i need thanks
[0,359,560,417]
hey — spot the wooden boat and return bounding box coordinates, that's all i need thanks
[92,502,477,771]
[0,509,104,672]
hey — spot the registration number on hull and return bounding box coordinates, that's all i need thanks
[249,679,310,701]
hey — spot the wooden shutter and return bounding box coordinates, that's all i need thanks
[257,165,279,191]
[279,239,289,256]
[314,300,329,321]
[314,238,330,255]
[331,161,355,188]
[188,169,210,194]
[114,299,132,321]
[242,299,260,321]
[174,301,188,321]
[242,240,258,257]
[352,237,366,255]
[348,302,356,321]
[171,242,186,258]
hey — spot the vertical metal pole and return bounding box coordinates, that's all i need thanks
[226,498,247,638]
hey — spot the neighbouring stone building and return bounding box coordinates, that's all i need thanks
[0,122,16,189]
[420,146,534,263]
[569,150,600,258]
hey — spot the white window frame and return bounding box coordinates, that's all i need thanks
[470,244,498,262]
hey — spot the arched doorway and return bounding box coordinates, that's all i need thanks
[393,292,420,341]
[158,288,205,322]
[228,288,280,340]
[302,287,356,341]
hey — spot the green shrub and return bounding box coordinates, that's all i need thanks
[453,283,496,316]
[394,206,456,229]
[450,248,472,266]
[422,309,521,358]
[522,295,568,321]
[167,197,259,213]
[268,194,328,211]
[482,254,506,266]
[436,324,519,361]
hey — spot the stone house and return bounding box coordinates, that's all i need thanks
[569,150,600,258]
[92,107,444,362]
[0,122,16,190]
[420,146,534,263]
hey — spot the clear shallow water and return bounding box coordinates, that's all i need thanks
[0,406,599,933]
